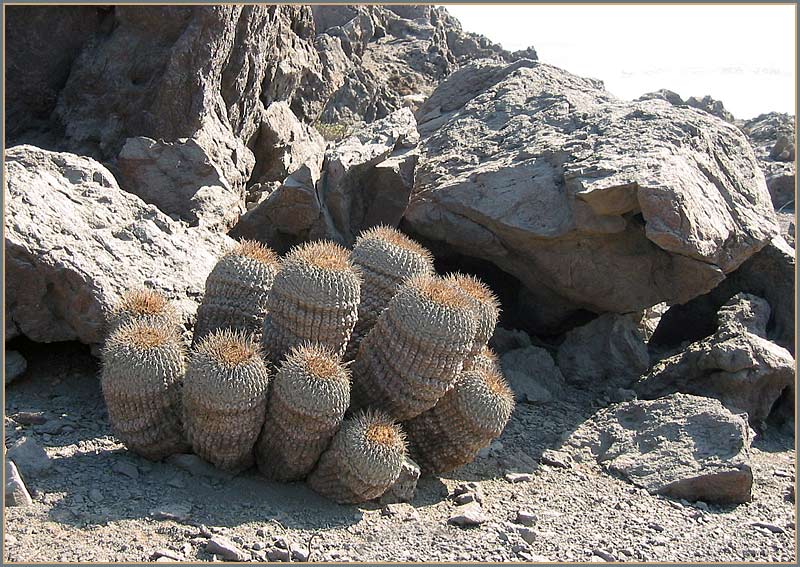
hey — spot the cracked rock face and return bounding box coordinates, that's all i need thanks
[405,60,778,325]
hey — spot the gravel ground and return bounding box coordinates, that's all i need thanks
[3,341,797,563]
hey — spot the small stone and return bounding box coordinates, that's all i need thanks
[7,436,51,477]
[150,502,192,522]
[379,456,420,504]
[648,523,664,532]
[35,420,67,435]
[5,460,33,506]
[515,510,536,526]
[751,522,786,534]
[197,525,213,538]
[11,411,47,425]
[206,537,247,562]
[88,488,104,503]
[504,472,533,483]
[5,350,27,384]
[255,528,266,538]
[6,534,18,546]
[267,547,291,562]
[153,549,185,561]
[273,536,289,549]
[593,549,616,562]
[518,527,537,545]
[252,542,264,551]
[447,502,487,527]
[540,449,572,469]
[112,460,139,480]
[454,492,478,505]
[167,454,233,480]
[292,547,310,562]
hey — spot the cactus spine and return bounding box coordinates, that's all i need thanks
[404,366,514,474]
[262,241,361,363]
[344,226,434,361]
[307,410,406,504]
[107,289,181,334]
[350,274,478,421]
[193,240,280,345]
[101,321,188,460]
[445,273,500,370]
[256,344,350,481]
[182,330,270,472]
[472,345,501,374]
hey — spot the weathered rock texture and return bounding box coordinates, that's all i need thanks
[405,60,778,329]
[4,145,234,345]
[638,294,795,425]
[500,346,565,404]
[566,393,754,505]
[740,112,795,210]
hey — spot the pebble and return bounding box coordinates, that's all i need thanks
[5,460,33,506]
[751,522,786,534]
[205,536,247,562]
[112,461,139,480]
[504,472,532,483]
[292,547,310,562]
[153,549,184,561]
[448,502,487,527]
[6,534,18,546]
[593,549,616,562]
[7,436,52,477]
[540,449,572,469]
[12,411,47,425]
[515,510,536,526]
[88,489,104,503]
[150,502,192,522]
[267,547,291,562]
[518,527,537,545]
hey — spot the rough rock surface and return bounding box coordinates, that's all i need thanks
[5,351,28,384]
[557,314,649,389]
[5,460,33,507]
[638,294,795,425]
[4,145,233,345]
[566,393,754,504]
[500,346,565,403]
[740,113,795,210]
[405,60,778,328]
[380,456,421,504]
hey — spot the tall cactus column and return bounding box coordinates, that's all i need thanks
[256,344,350,482]
[404,366,514,474]
[350,274,478,420]
[262,241,361,364]
[101,320,189,460]
[182,330,271,472]
[344,226,434,361]
[193,240,280,345]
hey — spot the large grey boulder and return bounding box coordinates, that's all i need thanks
[4,145,233,346]
[566,393,754,505]
[740,112,795,210]
[557,314,649,389]
[405,60,778,329]
[637,294,795,425]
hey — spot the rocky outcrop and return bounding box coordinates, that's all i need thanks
[740,112,795,210]
[637,294,795,425]
[557,314,649,389]
[566,393,754,505]
[406,60,777,331]
[4,145,233,345]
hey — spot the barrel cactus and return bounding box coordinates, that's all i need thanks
[445,273,500,370]
[344,226,434,361]
[256,343,350,482]
[262,240,361,363]
[404,366,514,474]
[107,288,180,334]
[350,274,478,420]
[101,320,188,460]
[307,410,406,504]
[182,330,270,472]
[193,240,280,345]
[472,345,501,374]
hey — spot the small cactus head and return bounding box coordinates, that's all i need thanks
[275,240,362,306]
[453,367,515,437]
[187,329,270,408]
[352,226,434,279]
[390,274,477,341]
[108,288,180,332]
[340,410,407,486]
[445,273,500,347]
[231,239,280,266]
[103,319,183,366]
[472,345,501,373]
[275,343,350,416]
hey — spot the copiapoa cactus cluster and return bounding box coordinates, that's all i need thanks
[100,227,514,504]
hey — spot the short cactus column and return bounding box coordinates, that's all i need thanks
[262,240,361,363]
[101,320,189,460]
[182,330,271,472]
[256,344,350,482]
[404,366,514,474]
[350,274,478,420]
[445,273,500,370]
[307,411,406,504]
[107,289,181,334]
[344,226,434,361]
[193,240,280,345]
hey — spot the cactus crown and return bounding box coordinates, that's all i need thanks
[408,274,471,309]
[293,343,343,380]
[340,410,406,485]
[353,226,434,274]
[291,240,354,272]
[232,239,279,266]
[474,345,500,370]
[196,329,260,367]
[102,320,185,385]
[446,273,501,315]
[117,289,171,317]
[453,367,514,435]
[274,344,351,415]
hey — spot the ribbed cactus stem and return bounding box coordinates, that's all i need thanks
[404,366,514,474]
[344,226,434,361]
[445,273,500,371]
[101,321,189,460]
[262,240,361,364]
[256,344,350,482]
[307,410,406,504]
[350,274,478,421]
[193,240,280,345]
[182,330,271,472]
[472,345,501,374]
[107,289,181,335]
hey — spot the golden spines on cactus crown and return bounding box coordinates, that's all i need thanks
[107,288,181,334]
[444,273,500,363]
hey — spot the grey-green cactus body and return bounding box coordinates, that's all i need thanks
[182,330,271,472]
[307,411,406,504]
[193,241,280,345]
[256,344,350,481]
[101,321,189,460]
[445,274,500,371]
